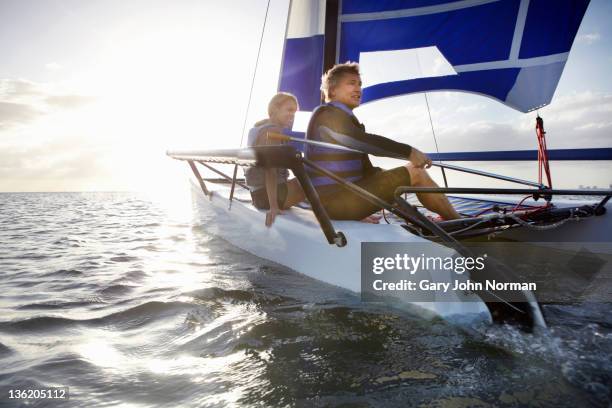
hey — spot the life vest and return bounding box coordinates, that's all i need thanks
[245,122,289,191]
[246,121,276,147]
[305,104,371,195]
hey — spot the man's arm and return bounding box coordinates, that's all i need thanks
[316,109,412,160]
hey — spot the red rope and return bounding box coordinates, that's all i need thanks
[511,195,532,212]
[536,116,553,188]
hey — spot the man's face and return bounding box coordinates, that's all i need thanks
[329,73,362,109]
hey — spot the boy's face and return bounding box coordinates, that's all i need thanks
[271,100,298,128]
[329,73,362,109]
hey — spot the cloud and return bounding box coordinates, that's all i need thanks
[435,92,612,151]
[45,94,96,109]
[45,62,62,71]
[0,79,47,99]
[362,91,612,154]
[0,135,113,191]
[577,33,601,45]
[0,78,96,130]
[0,102,42,130]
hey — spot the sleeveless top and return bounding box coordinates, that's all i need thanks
[244,121,290,191]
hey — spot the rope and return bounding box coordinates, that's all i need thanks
[382,209,391,224]
[229,0,271,206]
[238,0,271,147]
[415,51,448,187]
[511,195,533,213]
[508,213,576,231]
[535,114,553,188]
[448,219,490,236]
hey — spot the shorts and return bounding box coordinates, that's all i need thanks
[319,166,411,220]
[250,183,289,210]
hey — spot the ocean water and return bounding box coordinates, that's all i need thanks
[0,191,610,407]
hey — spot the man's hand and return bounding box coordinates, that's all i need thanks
[265,207,283,227]
[408,148,432,169]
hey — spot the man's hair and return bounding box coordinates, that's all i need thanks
[320,62,360,102]
[268,92,298,118]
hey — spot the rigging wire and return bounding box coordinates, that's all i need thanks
[229,0,271,206]
[415,51,448,188]
[238,0,271,147]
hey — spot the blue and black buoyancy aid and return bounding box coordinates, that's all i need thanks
[305,103,413,195]
[305,105,368,194]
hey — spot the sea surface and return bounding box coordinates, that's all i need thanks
[0,191,610,407]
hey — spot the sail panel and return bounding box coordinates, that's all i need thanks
[338,0,590,112]
[279,35,325,111]
[341,0,491,15]
[278,0,326,111]
[519,0,589,59]
[340,0,519,66]
[363,68,520,107]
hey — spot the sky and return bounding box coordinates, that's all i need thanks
[1,0,611,192]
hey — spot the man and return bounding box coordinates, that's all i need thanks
[305,62,461,221]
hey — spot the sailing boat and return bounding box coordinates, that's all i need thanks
[168,0,610,330]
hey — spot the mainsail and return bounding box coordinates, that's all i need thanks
[278,0,326,111]
[278,0,590,113]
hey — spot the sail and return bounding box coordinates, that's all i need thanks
[278,0,327,111]
[340,0,590,112]
[279,0,590,113]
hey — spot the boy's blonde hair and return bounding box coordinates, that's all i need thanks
[268,92,298,118]
[254,92,299,127]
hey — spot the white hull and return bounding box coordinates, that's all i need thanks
[191,182,490,323]
[190,181,610,325]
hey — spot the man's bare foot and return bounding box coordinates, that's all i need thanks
[360,214,382,224]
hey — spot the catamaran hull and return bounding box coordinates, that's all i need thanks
[190,182,491,323]
[450,195,612,254]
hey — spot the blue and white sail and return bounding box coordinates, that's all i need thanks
[278,0,590,114]
[339,0,590,112]
[278,0,327,111]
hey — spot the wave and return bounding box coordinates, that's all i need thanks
[138,222,161,228]
[121,269,147,282]
[98,284,136,296]
[186,287,292,306]
[1,301,198,333]
[52,237,84,247]
[0,342,12,356]
[12,280,44,288]
[93,301,197,329]
[109,256,140,262]
[41,269,84,278]
[0,316,81,333]
[17,300,103,310]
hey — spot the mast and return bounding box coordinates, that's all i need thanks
[323,0,339,75]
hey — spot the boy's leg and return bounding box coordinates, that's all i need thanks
[282,178,306,209]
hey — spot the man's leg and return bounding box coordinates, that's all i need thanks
[405,164,461,220]
[318,168,408,220]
